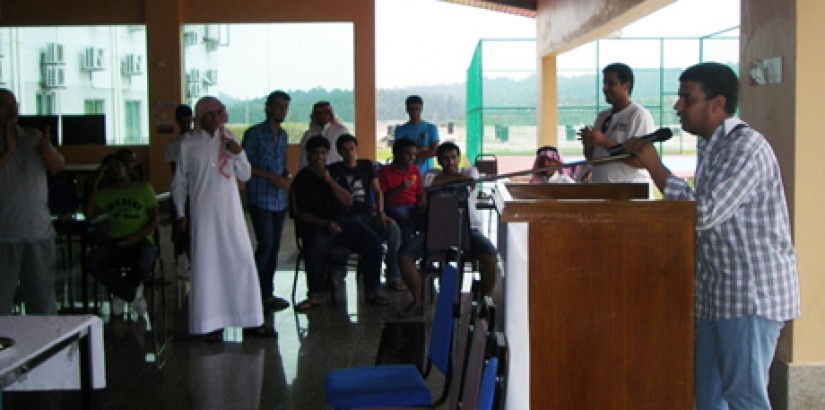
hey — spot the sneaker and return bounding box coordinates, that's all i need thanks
[111,297,125,316]
[132,285,147,317]
[397,302,424,318]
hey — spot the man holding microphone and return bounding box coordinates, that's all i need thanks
[624,62,799,410]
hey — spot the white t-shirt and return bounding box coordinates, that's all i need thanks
[590,102,655,183]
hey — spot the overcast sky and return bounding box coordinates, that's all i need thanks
[214,0,739,98]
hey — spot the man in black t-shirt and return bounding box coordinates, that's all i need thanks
[329,134,405,291]
[290,135,389,312]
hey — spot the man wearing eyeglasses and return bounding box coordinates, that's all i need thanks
[580,63,655,184]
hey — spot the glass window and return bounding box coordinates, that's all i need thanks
[0,26,149,145]
[183,23,355,143]
[124,100,141,144]
[84,99,104,114]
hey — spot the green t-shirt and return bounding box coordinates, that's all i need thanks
[95,182,157,243]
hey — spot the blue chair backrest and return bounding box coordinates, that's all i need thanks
[429,264,457,374]
[477,358,499,410]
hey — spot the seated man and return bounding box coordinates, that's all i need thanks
[329,134,406,291]
[531,145,575,183]
[85,154,158,317]
[397,142,498,318]
[378,138,426,240]
[291,135,389,312]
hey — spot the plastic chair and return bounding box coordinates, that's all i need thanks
[323,265,459,409]
[476,358,499,410]
[473,154,498,178]
[288,186,355,307]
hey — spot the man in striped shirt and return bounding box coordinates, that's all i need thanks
[625,62,800,410]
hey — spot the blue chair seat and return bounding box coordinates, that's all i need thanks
[324,364,430,408]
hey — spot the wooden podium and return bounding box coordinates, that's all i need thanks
[495,182,696,410]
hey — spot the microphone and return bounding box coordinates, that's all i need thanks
[607,127,673,156]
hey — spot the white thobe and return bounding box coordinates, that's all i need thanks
[172,128,263,334]
[298,122,350,169]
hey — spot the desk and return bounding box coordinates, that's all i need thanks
[0,315,106,409]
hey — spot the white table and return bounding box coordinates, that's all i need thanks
[0,315,106,409]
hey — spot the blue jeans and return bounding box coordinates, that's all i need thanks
[87,238,156,301]
[301,215,383,299]
[695,315,784,410]
[248,206,287,299]
[385,204,423,240]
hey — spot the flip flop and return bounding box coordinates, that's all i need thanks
[366,294,390,306]
[387,281,408,291]
[205,329,224,343]
[263,296,290,311]
[243,325,277,339]
[295,298,322,313]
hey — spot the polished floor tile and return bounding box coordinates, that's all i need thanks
[3,219,457,410]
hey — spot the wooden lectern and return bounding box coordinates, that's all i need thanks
[495,182,696,410]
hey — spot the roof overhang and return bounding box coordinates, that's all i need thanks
[441,0,537,18]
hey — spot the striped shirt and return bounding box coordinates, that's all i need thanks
[663,117,799,321]
[242,122,288,212]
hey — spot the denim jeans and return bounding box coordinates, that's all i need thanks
[695,315,784,410]
[301,215,383,299]
[248,205,287,299]
[385,203,423,240]
[87,237,156,301]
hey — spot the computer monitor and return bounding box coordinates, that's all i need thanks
[61,114,106,145]
[17,115,60,146]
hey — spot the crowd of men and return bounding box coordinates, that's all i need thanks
[0,60,800,409]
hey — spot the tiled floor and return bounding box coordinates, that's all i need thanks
[3,218,475,410]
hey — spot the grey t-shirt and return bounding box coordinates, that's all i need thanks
[0,126,55,241]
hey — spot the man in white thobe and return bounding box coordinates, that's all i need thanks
[172,96,274,342]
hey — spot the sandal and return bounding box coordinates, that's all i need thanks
[243,325,277,339]
[387,281,408,291]
[295,298,322,313]
[366,294,390,307]
[263,296,290,311]
[205,329,224,343]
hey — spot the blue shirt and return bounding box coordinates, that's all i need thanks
[394,121,440,174]
[663,118,799,322]
[242,122,288,212]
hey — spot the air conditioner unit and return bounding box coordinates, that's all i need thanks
[187,69,200,84]
[43,66,65,88]
[44,43,64,64]
[187,82,201,98]
[183,31,199,46]
[82,47,104,71]
[203,69,217,86]
[122,54,143,76]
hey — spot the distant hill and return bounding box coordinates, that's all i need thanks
[220,64,736,127]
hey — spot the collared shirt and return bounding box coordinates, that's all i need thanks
[242,122,288,212]
[663,117,799,321]
[393,121,440,174]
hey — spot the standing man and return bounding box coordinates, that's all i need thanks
[393,95,440,174]
[298,101,349,169]
[625,62,800,410]
[580,63,655,183]
[243,90,292,312]
[0,89,64,314]
[165,104,193,265]
[172,96,274,342]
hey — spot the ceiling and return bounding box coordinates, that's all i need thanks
[442,0,537,18]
